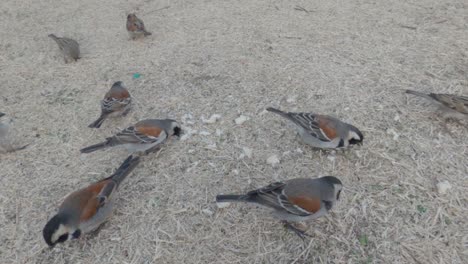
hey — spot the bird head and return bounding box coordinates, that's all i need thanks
[347,126,364,146]
[43,214,80,247]
[166,119,182,137]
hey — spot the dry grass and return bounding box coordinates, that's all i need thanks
[1,0,467,263]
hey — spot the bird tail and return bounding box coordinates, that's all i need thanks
[0,112,5,117]
[88,114,108,128]
[104,155,140,186]
[80,138,115,153]
[216,194,249,203]
[266,107,291,119]
[405,90,433,101]
[144,31,152,36]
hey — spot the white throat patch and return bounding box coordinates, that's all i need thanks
[51,224,71,243]
[348,130,361,141]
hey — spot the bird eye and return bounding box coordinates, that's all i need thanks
[57,234,69,243]
[72,229,82,239]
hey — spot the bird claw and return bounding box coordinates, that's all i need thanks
[282,221,312,240]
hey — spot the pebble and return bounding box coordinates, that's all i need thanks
[266,155,280,167]
[436,180,452,195]
[286,96,296,103]
[206,143,217,149]
[202,208,214,216]
[235,115,249,125]
[242,147,253,159]
[386,128,400,140]
[202,114,221,124]
[199,131,211,136]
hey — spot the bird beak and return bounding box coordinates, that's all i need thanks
[173,128,183,138]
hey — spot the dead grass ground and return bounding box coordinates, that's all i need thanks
[0,0,467,263]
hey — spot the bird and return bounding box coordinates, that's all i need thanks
[126,13,151,40]
[43,155,140,247]
[405,90,468,121]
[266,107,363,149]
[216,176,343,238]
[48,34,80,63]
[88,81,132,128]
[80,119,182,155]
[0,112,29,153]
[0,112,7,138]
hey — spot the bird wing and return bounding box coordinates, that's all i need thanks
[287,113,334,142]
[114,125,164,144]
[101,97,131,114]
[282,194,322,216]
[248,182,314,217]
[60,180,112,222]
[95,181,117,208]
[135,18,146,31]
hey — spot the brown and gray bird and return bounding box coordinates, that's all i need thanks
[405,90,468,121]
[126,13,151,40]
[48,34,80,63]
[216,176,343,238]
[267,107,363,149]
[81,119,182,155]
[88,81,132,128]
[43,155,140,247]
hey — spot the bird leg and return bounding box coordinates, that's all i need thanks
[87,222,108,238]
[144,145,163,156]
[281,221,312,240]
[122,108,131,116]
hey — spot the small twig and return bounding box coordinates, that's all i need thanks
[424,71,438,79]
[291,238,314,264]
[282,36,302,40]
[294,6,314,14]
[399,24,417,30]
[145,6,170,15]
[434,19,447,24]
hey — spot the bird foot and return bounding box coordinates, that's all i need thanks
[282,221,312,240]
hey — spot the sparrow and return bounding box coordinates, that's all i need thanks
[48,34,80,63]
[88,81,132,128]
[43,155,140,247]
[126,13,151,40]
[405,90,468,121]
[266,107,363,149]
[0,112,6,138]
[0,113,29,153]
[216,176,343,238]
[80,119,182,155]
